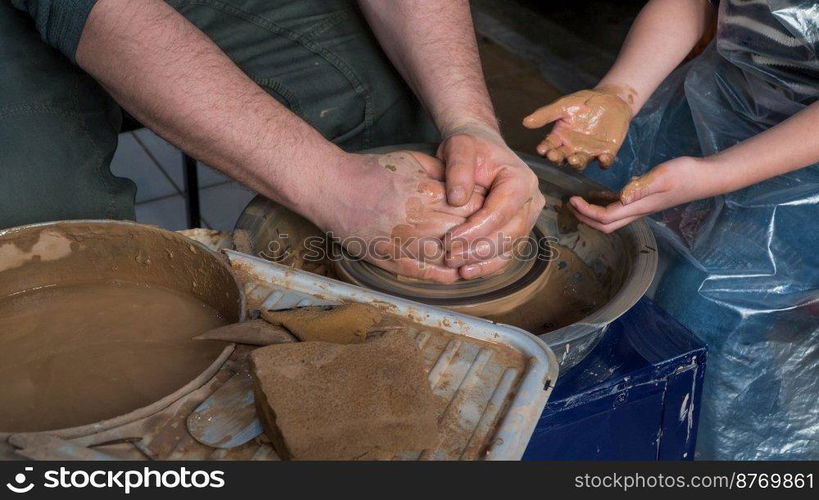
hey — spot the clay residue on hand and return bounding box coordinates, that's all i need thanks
[620,172,656,205]
[597,83,637,108]
[377,151,417,172]
[250,333,439,460]
[0,229,73,273]
[560,89,632,157]
[261,303,383,344]
[403,197,425,225]
[526,84,635,169]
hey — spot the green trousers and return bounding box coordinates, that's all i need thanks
[0,0,437,229]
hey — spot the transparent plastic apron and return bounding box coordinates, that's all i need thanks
[585,0,819,459]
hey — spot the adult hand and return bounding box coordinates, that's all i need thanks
[437,123,545,279]
[522,86,634,169]
[568,156,718,233]
[311,151,485,283]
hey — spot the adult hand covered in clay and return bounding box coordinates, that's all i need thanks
[437,123,546,279]
[312,151,485,283]
[523,86,634,170]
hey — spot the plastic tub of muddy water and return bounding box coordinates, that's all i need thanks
[0,220,244,440]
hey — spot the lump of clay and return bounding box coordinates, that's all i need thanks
[261,303,382,344]
[250,334,439,460]
[193,319,296,346]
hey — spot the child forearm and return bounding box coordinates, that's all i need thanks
[525,0,717,168]
[598,0,716,113]
[706,102,819,193]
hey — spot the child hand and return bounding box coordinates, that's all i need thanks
[523,86,634,170]
[567,156,719,233]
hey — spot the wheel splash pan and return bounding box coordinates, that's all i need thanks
[235,145,657,370]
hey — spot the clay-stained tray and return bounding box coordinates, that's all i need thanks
[227,251,558,460]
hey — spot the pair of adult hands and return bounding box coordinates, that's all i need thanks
[316,124,544,284]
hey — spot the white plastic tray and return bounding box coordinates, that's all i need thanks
[227,251,559,460]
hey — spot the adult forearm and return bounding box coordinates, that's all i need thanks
[357,0,498,135]
[598,0,716,113]
[75,0,344,221]
[706,102,819,194]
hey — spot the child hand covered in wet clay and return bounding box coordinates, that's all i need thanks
[569,99,819,233]
[568,156,715,233]
[552,0,819,234]
[522,86,635,170]
[310,150,486,284]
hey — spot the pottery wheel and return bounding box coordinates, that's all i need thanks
[333,226,553,317]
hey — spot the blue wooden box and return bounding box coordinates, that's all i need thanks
[524,298,707,460]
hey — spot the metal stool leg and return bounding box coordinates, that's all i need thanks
[182,153,201,228]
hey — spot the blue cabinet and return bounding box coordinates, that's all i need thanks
[524,298,707,460]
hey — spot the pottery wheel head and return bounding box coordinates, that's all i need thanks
[334,226,553,316]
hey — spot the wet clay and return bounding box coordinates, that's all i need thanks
[620,172,658,205]
[484,244,609,332]
[0,229,74,273]
[194,319,296,346]
[250,334,439,460]
[177,229,234,252]
[0,282,228,432]
[527,85,634,169]
[233,219,336,279]
[557,87,632,156]
[261,303,382,344]
[234,200,614,334]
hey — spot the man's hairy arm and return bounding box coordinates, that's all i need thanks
[76,0,341,220]
[72,0,485,282]
[358,0,544,278]
[357,0,497,137]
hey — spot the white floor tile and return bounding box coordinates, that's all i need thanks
[135,195,188,231]
[110,132,179,203]
[198,163,232,187]
[199,182,258,231]
[133,129,231,189]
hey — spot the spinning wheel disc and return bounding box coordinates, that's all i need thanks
[334,227,553,317]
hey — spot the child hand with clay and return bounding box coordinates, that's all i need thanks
[521,0,819,235]
[523,86,634,170]
[519,0,819,462]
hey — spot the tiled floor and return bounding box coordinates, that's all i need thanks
[110,130,255,232]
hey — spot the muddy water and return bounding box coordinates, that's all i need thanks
[235,201,614,334]
[0,282,228,432]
